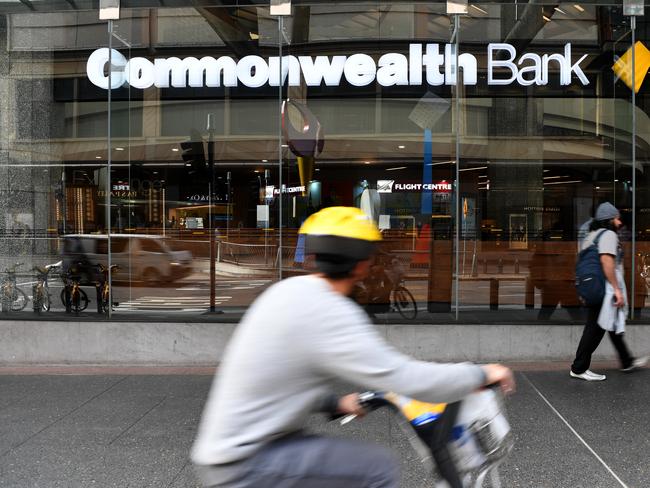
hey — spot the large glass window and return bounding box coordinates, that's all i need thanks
[1,1,649,325]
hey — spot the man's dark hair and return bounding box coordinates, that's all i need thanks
[314,254,360,280]
[589,219,617,232]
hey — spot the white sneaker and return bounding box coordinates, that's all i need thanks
[570,370,607,381]
[621,356,648,373]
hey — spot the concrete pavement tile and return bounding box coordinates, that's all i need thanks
[0,376,126,457]
[495,372,619,487]
[0,376,211,488]
[521,369,650,488]
[1,373,648,487]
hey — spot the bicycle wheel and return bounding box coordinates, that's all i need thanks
[11,288,28,312]
[40,292,51,312]
[392,286,417,320]
[33,286,50,313]
[71,288,89,313]
[1,289,9,313]
[99,286,110,314]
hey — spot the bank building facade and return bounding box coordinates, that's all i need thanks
[1,0,650,363]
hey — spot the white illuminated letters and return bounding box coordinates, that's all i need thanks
[344,54,376,87]
[488,43,588,86]
[268,56,301,86]
[236,56,269,88]
[299,55,346,86]
[377,53,409,86]
[487,44,517,85]
[153,56,238,88]
[86,48,127,89]
[125,57,155,89]
[86,43,589,90]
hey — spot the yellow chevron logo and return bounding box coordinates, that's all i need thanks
[612,41,650,93]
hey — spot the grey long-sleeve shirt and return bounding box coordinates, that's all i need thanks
[191,274,486,466]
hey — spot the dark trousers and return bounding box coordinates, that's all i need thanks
[571,303,634,374]
[194,434,400,488]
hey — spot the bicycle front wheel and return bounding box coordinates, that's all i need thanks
[11,288,29,312]
[40,292,51,312]
[392,286,417,320]
[72,289,89,313]
[33,286,51,313]
[61,288,89,313]
[100,287,111,314]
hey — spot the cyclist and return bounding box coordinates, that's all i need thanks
[192,206,515,488]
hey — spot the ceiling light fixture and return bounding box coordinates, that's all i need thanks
[427,160,456,166]
[543,15,552,22]
[172,148,179,152]
[398,145,405,149]
[543,180,583,185]
[573,4,584,12]
[386,166,407,171]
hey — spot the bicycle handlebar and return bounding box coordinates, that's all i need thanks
[96,264,120,272]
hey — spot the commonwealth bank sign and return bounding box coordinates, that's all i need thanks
[87,43,589,90]
[612,41,650,93]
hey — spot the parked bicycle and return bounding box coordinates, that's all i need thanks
[355,254,418,320]
[60,263,89,313]
[391,278,418,320]
[96,263,119,314]
[1,263,28,313]
[32,261,61,313]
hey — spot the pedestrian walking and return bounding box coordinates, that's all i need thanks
[571,202,647,381]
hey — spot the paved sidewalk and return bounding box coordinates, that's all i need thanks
[0,365,648,487]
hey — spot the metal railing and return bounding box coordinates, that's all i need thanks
[217,241,278,269]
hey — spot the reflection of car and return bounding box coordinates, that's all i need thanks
[62,234,192,285]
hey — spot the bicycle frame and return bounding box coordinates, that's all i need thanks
[95,264,119,314]
[60,263,89,314]
[32,264,57,313]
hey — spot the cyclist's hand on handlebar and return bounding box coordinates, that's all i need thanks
[337,393,366,418]
[480,364,516,395]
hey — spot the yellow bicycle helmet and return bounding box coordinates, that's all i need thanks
[299,207,381,274]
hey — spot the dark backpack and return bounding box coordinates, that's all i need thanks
[575,229,607,306]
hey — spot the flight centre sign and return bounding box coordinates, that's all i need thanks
[87,43,589,90]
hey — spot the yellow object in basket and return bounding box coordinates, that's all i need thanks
[385,392,447,425]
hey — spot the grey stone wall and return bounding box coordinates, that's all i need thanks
[1,320,649,365]
[0,14,61,272]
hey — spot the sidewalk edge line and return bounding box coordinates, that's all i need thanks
[520,372,629,488]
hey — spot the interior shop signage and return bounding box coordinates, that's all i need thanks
[266,185,305,196]
[86,43,588,90]
[378,180,452,193]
